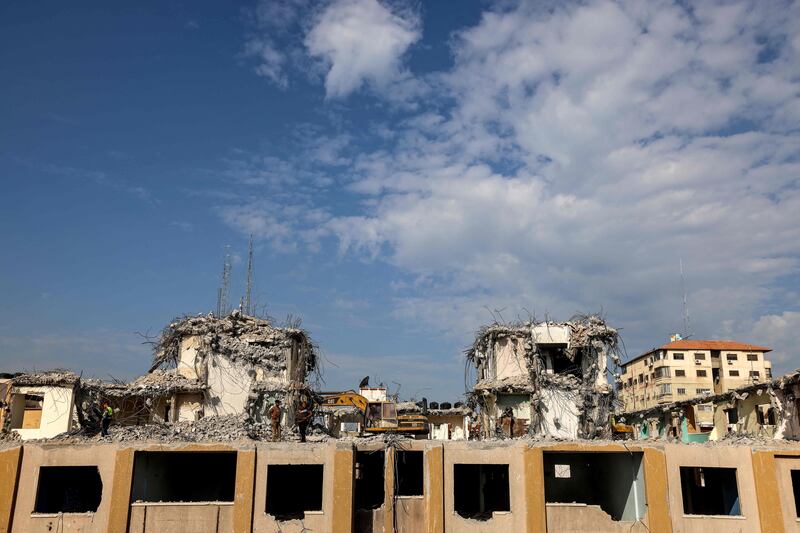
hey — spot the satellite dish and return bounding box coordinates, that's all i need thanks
[358,376,370,388]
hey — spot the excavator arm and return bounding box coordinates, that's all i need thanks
[315,391,369,413]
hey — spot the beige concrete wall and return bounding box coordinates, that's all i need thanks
[11,386,75,440]
[493,338,528,381]
[0,446,22,533]
[442,442,528,533]
[11,443,118,533]
[177,336,201,380]
[663,443,760,533]
[253,442,335,533]
[772,455,800,532]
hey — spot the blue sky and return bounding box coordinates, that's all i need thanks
[1,0,799,401]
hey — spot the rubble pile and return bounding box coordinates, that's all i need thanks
[11,369,80,387]
[150,310,316,375]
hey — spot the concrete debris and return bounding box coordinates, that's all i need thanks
[11,369,81,387]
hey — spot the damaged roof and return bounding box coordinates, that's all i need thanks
[150,310,318,374]
[11,369,81,387]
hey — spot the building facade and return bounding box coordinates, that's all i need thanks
[619,340,773,417]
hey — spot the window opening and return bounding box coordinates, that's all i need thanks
[34,466,102,513]
[266,464,323,520]
[395,450,423,497]
[679,467,740,516]
[354,451,384,510]
[453,464,510,520]
[543,452,646,522]
[131,451,236,503]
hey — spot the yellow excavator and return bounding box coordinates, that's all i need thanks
[314,390,428,436]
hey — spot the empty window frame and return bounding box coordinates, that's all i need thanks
[679,467,741,516]
[543,452,646,522]
[354,451,385,510]
[673,353,685,360]
[750,371,761,380]
[747,354,759,361]
[34,466,102,514]
[131,452,236,503]
[266,464,323,520]
[756,406,776,425]
[396,450,423,497]
[453,464,510,520]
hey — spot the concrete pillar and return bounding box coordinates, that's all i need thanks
[106,447,135,533]
[384,448,396,533]
[0,446,22,533]
[642,447,673,533]
[425,445,444,533]
[233,449,256,533]
[523,446,546,533]
[331,446,354,533]
[752,451,784,533]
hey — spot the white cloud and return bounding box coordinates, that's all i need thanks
[229,0,800,366]
[304,0,420,98]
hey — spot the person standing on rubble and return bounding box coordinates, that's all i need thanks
[296,400,312,443]
[268,400,282,441]
[101,401,113,437]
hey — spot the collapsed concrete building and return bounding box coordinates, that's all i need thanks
[620,368,800,443]
[467,315,621,439]
[1,311,318,441]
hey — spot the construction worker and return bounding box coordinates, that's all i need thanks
[296,400,312,443]
[101,401,113,437]
[268,400,282,441]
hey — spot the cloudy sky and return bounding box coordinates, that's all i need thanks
[1,0,799,401]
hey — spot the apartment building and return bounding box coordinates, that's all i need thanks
[619,339,772,416]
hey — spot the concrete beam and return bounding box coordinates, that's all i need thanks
[107,447,135,533]
[523,446,546,533]
[752,451,784,533]
[233,449,256,533]
[425,445,444,533]
[643,447,672,533]
[331,446,353,533]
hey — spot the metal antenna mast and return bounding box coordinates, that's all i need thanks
[244,234,254,316]
[680,258,692,338]
[216,245,232,317]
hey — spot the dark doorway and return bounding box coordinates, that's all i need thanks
[791,470,800,517]
[396,450,423,497]
[131,451,237,503]
[266,464,323,520]
[34,466,102,513]
[453,464,510,520]
[679,466,740,515]
[354,451,385,509]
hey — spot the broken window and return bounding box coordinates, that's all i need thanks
[131,452,236,503]
[544,452,646,522]
[395,450,423,497]
[354,451,384,510]
[11,393,44,429]
[266,464,323,520]
[34,466,102,513]
[756,405,776,425]
[453,464,510,520]
[679,467,741,516]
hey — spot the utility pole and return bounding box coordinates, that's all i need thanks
[216,245,232,317]
[245,234,254,316]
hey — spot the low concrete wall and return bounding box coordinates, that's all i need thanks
[11,443,118,533]
[128,503,233,533]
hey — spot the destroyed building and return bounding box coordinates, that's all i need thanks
[1,311,318,441]
[146,311,318,433]
[467,315,621,439]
